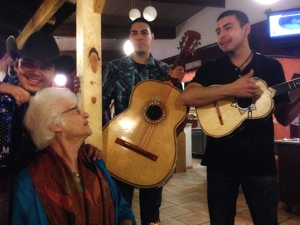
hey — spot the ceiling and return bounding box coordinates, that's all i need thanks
[0,0,225,65]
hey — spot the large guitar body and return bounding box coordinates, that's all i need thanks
[103,80,188,188]
[102,30,201,188]
[196,77,300,138]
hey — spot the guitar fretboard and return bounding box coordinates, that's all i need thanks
[272,77,300,96]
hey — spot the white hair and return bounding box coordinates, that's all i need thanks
[23,87,77,150]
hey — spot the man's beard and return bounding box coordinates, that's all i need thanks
[218,44,233,54]
[135,49,146,56]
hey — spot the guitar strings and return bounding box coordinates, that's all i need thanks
[143,83,173,149]
[241,77,300,108]
[129,81,174,150]
[137,31,199,145]
[131,120,155,149]
[139,57,185,146]
[129,44,191,149]
[272,77,300,95]
[143,51,183,131]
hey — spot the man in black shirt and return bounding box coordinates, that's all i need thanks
[182,10,300,225]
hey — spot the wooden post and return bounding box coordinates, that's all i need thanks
[76,0,106,149]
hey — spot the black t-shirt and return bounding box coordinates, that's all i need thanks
[191,52,290,175]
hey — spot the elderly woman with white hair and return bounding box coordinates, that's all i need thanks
[10,87,136,225]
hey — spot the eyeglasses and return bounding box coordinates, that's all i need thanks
[62,105,81,115]
[18,58,54,72]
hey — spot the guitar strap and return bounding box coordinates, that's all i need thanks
[254,51,262,73]
[245,52,262,119]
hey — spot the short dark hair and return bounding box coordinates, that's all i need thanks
[217,10,249,27]
[130,17,153,33]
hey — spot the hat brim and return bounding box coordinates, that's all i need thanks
[52,55,76,74]
[6,35,20,60]
[6,35,76,74]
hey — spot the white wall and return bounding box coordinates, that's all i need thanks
[151,0,300,60]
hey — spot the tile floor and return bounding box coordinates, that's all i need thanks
[131,157,300,225]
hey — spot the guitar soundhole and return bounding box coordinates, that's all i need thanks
[236,98,253,109]
[147,105,162,120]
[142,101,167,125]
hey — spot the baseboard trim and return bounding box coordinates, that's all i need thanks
[186,165,193,170]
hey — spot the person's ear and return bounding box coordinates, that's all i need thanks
[13,59,20,71]
[48,124,62,132]
[244,23,251,36]
[151,33,155,42]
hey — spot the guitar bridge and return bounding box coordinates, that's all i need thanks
[115,137,158,162]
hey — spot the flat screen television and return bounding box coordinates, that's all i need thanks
[268,8,300,39]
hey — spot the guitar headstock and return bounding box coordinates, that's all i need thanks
[179,30,201,55]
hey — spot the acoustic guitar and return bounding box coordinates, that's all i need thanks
[196,76,300,138]
[103,30,201,188]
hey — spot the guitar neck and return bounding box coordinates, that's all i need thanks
[165,53,184,85]
[164,30,201,85]
[271,77,300,96]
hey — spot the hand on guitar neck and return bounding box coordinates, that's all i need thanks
[168,64,185,84]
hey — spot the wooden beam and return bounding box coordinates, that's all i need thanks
[76,0,104,149]
[16,0,68,46]
[94,0,106,14]
[2,0,67,65]
[67,0,77,4]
